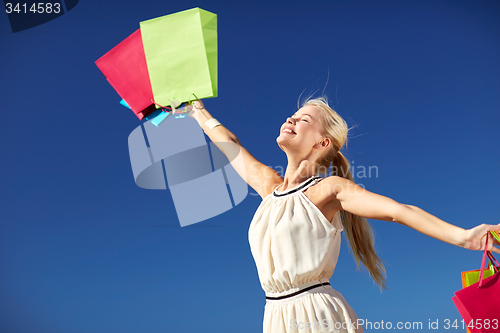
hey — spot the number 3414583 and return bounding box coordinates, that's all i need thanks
[5,3,61,14]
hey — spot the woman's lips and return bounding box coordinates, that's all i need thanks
[282,127,296,134]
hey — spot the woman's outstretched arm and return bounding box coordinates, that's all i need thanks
[188,100,283,198]
[321,176,500,253]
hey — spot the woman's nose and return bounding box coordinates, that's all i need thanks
[286,117,295,124]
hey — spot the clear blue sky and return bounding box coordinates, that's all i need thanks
[1,0,499,332]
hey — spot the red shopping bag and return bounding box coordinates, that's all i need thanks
[452,236,500,333]
[95,29,156,120]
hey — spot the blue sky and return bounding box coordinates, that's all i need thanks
[1,0,499,332]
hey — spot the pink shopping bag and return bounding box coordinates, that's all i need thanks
[95,29,156,120]
[452,235,500,333]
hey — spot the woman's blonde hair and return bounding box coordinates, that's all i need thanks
[304,96,387,290]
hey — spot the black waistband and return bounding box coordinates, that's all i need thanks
[265,282,330,300]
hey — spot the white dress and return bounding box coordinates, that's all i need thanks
[248,176,363,333]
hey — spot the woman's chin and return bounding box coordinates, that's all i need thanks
[276,134,291,143]
[276,136,286,146]
[276,137,290,152]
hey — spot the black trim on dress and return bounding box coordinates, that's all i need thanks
[273,176,322,197]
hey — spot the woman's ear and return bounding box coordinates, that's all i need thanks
[323,138,331,149]
[315,137,331,150]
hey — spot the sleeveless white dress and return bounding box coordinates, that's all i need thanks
[248,176,363,333]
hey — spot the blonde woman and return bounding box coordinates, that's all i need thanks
[189,97,500,333]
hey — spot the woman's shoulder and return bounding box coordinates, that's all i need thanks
[304,176,345,221]
[258,177,284,199]
[313,175,351,196]
[307,175,355,205]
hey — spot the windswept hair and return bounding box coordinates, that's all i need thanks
[305,97,387,290]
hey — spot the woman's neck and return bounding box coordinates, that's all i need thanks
[281,159,318,191]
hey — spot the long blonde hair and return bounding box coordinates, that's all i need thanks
[305,97,387,290]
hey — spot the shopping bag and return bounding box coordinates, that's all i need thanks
[95,29,156,120]
[140,7,217,107]
[458,252,498,333]
[461,255,497,288]
[452,236,500,333]
[491,230,500,243]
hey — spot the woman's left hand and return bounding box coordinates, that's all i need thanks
[463,223,500,253]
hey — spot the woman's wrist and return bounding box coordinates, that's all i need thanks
[458,228,470,249]
[205,118,222,130]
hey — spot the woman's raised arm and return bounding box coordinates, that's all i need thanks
[188,100,283,198]
[321,176,500,253]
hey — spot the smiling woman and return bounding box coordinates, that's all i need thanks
[187,97,500,333]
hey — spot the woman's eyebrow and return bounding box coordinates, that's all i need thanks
[292,113,313,119]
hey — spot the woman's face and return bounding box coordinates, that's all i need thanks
[276,105,329,156]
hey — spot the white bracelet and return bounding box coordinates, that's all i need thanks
[205,118,222,130]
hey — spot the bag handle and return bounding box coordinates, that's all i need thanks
[151,93,200,111]
[478,234,500,288]
[487,252,499,270]
[150,99,191,115]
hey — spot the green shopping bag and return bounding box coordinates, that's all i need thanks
[140,7,217,107]
[461,231,500,288]
[461,258,496,287]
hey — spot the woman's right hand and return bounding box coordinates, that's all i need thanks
[188,99,206,123]
[191,99,205,110]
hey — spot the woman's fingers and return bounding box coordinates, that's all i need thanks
[483,224,500,252]
[188,108,200,122]
[489,245,500,254]
[493,224,500,241]
[192,99,204,110]
[464,224,500,251]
